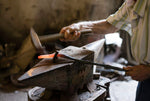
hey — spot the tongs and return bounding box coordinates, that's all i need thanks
[38,52,125,71]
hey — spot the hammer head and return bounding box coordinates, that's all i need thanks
[30,28,47,54]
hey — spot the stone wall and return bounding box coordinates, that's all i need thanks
[90,0,124,20]
[0,0,123,43]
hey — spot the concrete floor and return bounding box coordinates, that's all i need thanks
[0,79,138,101]
[110,80,138,101]
[0,91,28,101]
[0,84,30,101]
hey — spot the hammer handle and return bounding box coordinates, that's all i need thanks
[39,29,92,42]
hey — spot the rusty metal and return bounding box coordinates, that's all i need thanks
[18,46,94,93]
[30,28,47,54]
[39,53,125,71]
[17,38,112,101]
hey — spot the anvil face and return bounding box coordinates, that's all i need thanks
[18,46,94,92]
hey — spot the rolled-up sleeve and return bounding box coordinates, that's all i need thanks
[106,2,132,34]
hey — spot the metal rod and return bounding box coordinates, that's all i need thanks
[62,54,125,71]
[75,59,124,71]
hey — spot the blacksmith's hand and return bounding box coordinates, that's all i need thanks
[59,24,81,41]
[123,65,150,81]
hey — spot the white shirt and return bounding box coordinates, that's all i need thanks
[107,0,150,64]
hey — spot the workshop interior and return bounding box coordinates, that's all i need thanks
[0,0,138,101]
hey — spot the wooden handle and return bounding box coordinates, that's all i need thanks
[39,33,63,42]
[39,29,92,42]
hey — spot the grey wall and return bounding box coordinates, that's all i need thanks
[0,0,123,43]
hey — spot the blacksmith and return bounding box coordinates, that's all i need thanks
[60,0,150,100]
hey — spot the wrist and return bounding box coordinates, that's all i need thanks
[75,21,95,31]
[72,23,81,31]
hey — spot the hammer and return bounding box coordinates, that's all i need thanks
[39,29,92,42]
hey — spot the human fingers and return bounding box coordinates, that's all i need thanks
[123,66,133,76]
[125,70,132,76]
[75,31,81,40]
[59,27,68,41]
[67,31,81,41]
[60,27,67,34]
[123,66,133,71]
[60,27,74,41]
[59,23,81,41]
[62,29,80,41]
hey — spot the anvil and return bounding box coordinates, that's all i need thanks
[18,39,105,93]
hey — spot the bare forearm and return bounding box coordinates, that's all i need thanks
[60,19,118,41]
[76,19,118,34]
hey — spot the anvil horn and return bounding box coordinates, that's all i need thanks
[82,39,105,62]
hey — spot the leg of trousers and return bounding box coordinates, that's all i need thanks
[136,78,150,101]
